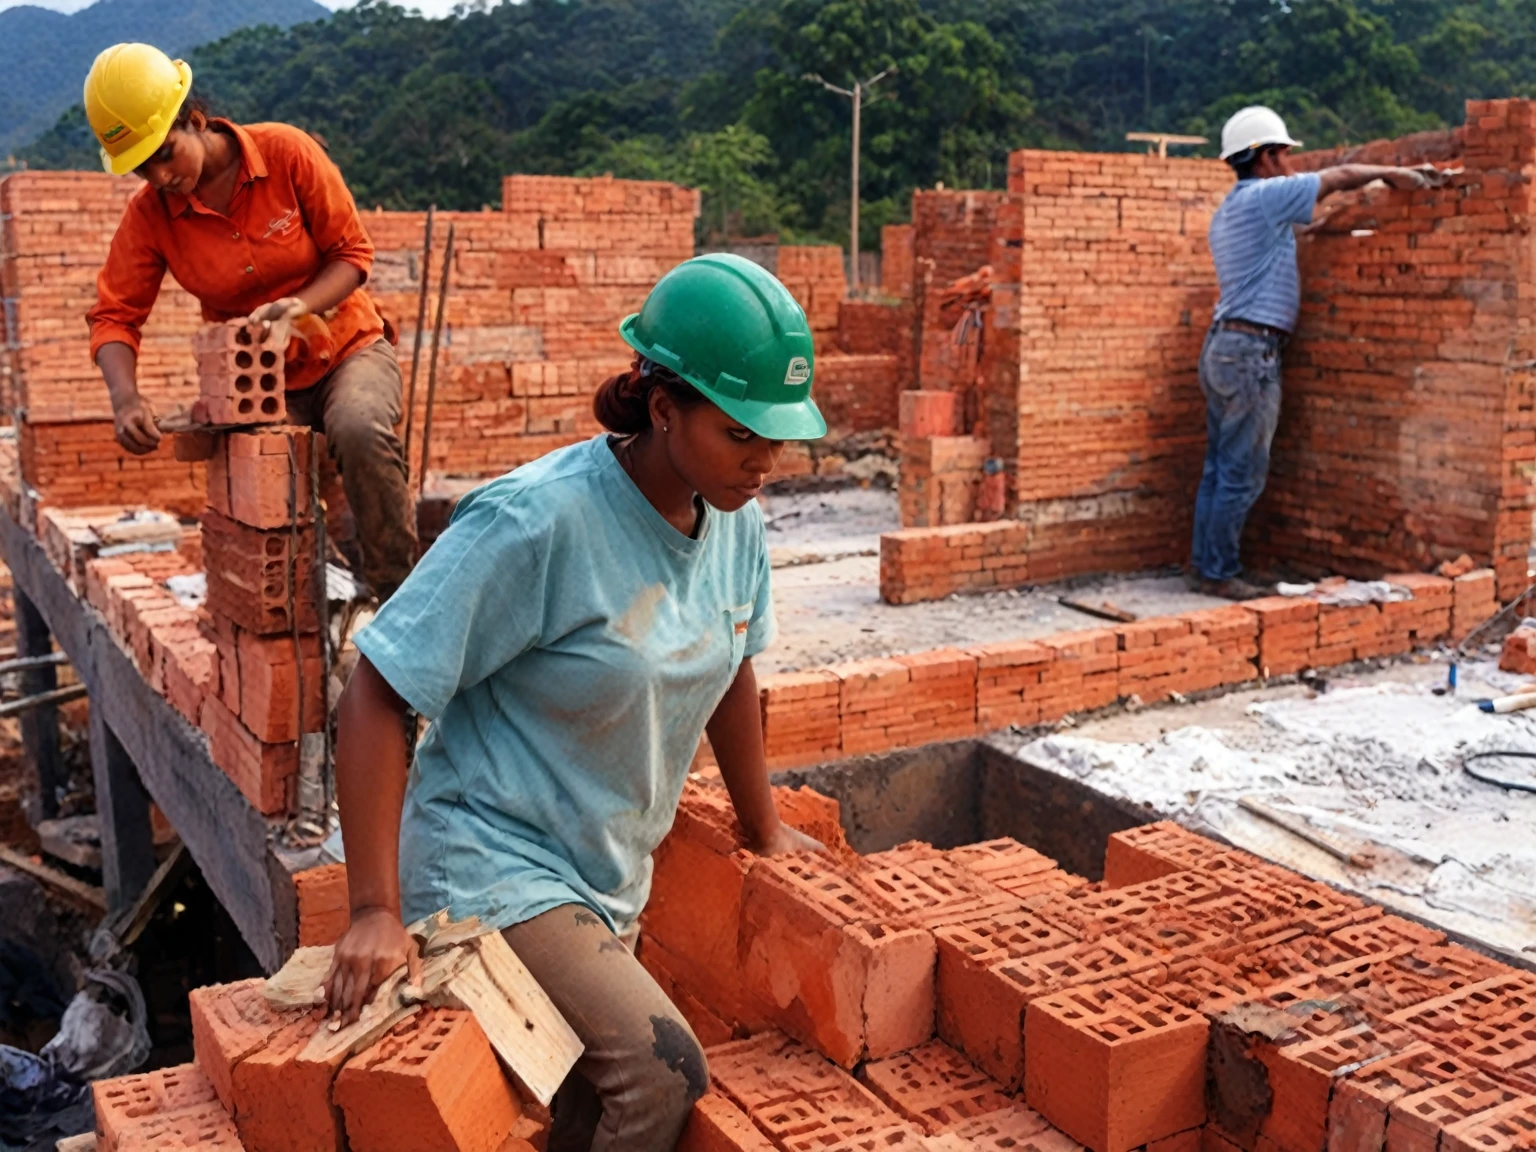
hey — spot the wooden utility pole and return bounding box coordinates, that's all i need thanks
[808,67,896,296]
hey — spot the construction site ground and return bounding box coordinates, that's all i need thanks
[760,484,1230,673]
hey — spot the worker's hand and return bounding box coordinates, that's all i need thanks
[750,822,826,857]
[112,393,162,455]
[248,296,309,350]
[1384,167,1436,191]
[323,906,423,1025]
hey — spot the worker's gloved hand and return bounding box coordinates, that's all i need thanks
[750,822,826,857]
[111,392,162,455]
[247,296,310,352]
[322,906,423,1025]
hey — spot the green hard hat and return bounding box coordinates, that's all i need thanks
[620,253,827,441]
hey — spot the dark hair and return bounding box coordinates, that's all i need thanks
[1228,143,1277,180]
[593,357,707,435]
[171,96,212,132]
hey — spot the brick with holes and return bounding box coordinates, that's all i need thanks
[93,1063,218,1152]
[231,1009,350,1152]
[333,1007,522,1152]
[1441,1097,1536,1152]
[1024,978,1209,1152]
[678,1094,778,1152]
[195,321,286,426]
[202,509,318,635]
[207,426,314,530]
[738,853,935,1067]
[188,979,301,1112]
[1386,1075,1528,1152]
[1326,1046,1469,1152]
[706,1032,899,1150]
[235,626,324,743]
[860,1040,1012,1135]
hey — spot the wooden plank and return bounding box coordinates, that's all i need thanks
[13,585,61,822]
[89,706,157,911]
[0,843,106,910]
[0,508,291,970]
[429,932,583,1107]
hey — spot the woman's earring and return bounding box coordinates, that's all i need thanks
[664,425,670,432]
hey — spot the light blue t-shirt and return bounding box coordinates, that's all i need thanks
[353,435,776,936]
[1210,172,1322,333]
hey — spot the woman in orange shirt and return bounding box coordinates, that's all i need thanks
[84,43,416,600]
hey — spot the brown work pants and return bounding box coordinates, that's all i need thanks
[284,340,417,601]
[503,905,708,1152]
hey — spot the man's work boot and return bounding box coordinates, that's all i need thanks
[1201,576,1272,601]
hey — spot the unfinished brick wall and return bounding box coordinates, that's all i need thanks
[913,190,1004,392]
[0,171,699,519]
[1247,100,1536,599]
[982,150,1229,581]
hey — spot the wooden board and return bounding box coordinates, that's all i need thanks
[0,509,296,970]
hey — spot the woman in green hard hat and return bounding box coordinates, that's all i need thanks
[323,253,827,1151]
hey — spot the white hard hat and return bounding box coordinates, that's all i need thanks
[1219,106,1302,160]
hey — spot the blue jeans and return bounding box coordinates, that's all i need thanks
[1190,325,1283,581]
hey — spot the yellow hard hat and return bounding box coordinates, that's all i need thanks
[83,43,194,176]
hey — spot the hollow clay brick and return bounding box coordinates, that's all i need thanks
[739,853,936,1067]
[642,779,848,1034]
[1326,1046,1467,1152]
[93,1062,218,1152]
[707,1032,898,1150]
[294,862,350,948]
[232,1009,349,1152]
[860,1039,1012,1135]
[1024,978,1208,1152]
[201,694,299,816]
[235,627,325,743]
[207,426,314,530]
[1103,822,1200,888]
[188,978,300,1112]
[113,1099,246,1150]
[679,1093,778,1152]
[1387,1075,1526,1152]
[201,508,319,636]
[195,322,286,426]
[1441,1097,1536,1152]
[333,1007,521,1152]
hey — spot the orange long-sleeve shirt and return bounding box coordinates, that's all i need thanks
[88,119,386,392]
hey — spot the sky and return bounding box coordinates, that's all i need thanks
[0,0,491,16]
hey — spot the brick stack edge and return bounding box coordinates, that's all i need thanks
[164,779,1536,1152]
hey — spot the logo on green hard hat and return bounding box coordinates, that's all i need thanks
[619,253,827,442]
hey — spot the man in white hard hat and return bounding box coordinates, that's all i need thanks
[1190,106,1442,599]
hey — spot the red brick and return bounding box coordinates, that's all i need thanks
[333,1007,522,1152]
[1024,978,1208,1152]
[679,1094,777,1152]
[93,1063,217,1152]
[188,978,298,1112]
[739,854,935,1067]
[860,1039,1011,1135]
[201,695,299,815]
[294,862,350,948]
[235,627,325,743]
[232,1009,349,1151]
[207,426,315,530]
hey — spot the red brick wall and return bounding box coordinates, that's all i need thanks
[982,150,1230,579]
[1247,100,1536,599]
[881,223,914,299]
[913,190,1004,391]
[0,171,699,514]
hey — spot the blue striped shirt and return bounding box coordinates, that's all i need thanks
[1209,173,1322,333]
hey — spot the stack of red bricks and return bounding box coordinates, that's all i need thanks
[1500,625,1536,675]
[776,246,846,343]
[640,782,1536,1152]
[1250,100,1536,604]
[363,175,699,483]
[195,375,322,816]
[757,572,1483,769]
[90,976,549,1151]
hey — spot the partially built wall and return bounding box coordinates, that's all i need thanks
[0,171,700,519]
[885,99,1536,605]
[1247,101,1536,599]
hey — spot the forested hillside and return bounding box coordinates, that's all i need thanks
[0,0,327,156]
[21,0,1536,245]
